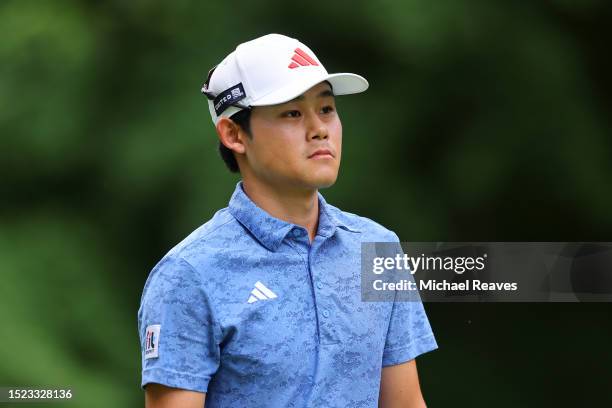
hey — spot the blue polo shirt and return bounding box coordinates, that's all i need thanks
[138,181,437,407]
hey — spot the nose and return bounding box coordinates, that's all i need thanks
[305,112,328,141]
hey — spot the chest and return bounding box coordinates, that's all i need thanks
[210,241,393,375]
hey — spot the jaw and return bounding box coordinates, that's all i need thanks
[239,149,341,191]
[269,167,339,191]
[300,159,340,188]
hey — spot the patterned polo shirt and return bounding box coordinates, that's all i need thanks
[138,181,437,407]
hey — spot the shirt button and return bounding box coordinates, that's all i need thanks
[316,282,323,289]
[322,310,330,318]
[291,229,303,238]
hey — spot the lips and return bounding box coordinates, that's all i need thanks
[308,149,334,158]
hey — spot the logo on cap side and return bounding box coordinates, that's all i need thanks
[288,48,319,69]
[213,83,246,115]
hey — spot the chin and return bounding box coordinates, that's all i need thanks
[309,173,338,189]
[291,166,339,190]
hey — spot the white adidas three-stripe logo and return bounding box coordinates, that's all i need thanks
[247,281,278,304]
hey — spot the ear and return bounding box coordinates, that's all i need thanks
[216,117,247,154]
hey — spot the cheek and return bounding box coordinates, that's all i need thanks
[249,126,299,169]
[330,119,342,148]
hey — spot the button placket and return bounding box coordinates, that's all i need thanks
[309,243,337,344]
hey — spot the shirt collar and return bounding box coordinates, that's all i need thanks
[228,181,360,252]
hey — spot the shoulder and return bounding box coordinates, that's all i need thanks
[168,207,240,259]
[145,207,245,281]
[324,202,400,243]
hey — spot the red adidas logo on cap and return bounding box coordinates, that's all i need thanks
[288,48,319,69]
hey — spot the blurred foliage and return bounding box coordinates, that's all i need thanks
[1,0,611,406]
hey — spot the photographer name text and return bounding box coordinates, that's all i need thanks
[372,279,518,292]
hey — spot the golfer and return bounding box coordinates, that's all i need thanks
[138,33,437,408]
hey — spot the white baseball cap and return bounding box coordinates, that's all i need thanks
[201,33,369,124]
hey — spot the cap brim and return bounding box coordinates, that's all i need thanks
[251,73,368,107]
[326,73,369,95]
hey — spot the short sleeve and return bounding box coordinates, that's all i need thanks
[137,255,221,392]
[382,233,438,366]
[382,293,438,366]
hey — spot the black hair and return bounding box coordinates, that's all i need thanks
[218,109,252,173]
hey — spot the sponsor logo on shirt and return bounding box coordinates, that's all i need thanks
[247,281,278,304]
[145,324,160,359]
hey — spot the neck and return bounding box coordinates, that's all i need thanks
[241,178,320,242]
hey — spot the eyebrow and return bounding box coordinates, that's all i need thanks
[291,88,335,102]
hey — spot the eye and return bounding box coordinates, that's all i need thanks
[321,105,335,114]
[282,110,301,118]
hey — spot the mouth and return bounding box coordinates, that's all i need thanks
[308,149,334,159]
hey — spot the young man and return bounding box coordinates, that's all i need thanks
[138,34,437,408]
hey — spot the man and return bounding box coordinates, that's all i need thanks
[138,34,437,407]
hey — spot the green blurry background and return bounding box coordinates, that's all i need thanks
[1,0,611,406]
